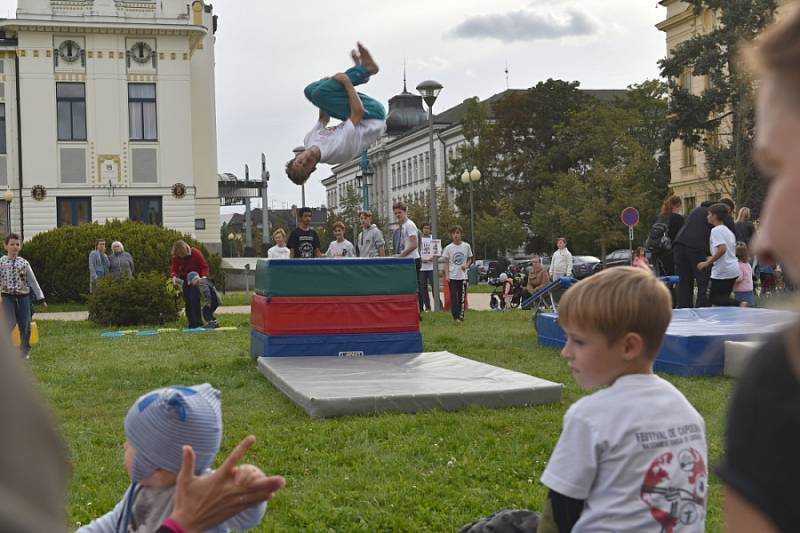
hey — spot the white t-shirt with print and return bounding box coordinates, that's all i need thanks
[267,245,290,259]
[709,225,739,280]
[419,235,434,271]
[442,242,473,281]
[326,239,356,258]
[541,374,707,533]
[304,119,386,165]
[399,219,420,259]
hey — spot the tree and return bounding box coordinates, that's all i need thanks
[659,0,777,210]
[473,199,528,259]
[403,187,463,245]
[533,103,659,259]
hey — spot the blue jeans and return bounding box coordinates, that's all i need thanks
[2,293,32,355]
[303,65,386,121]
[735,291,755,305]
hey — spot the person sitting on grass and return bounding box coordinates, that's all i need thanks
[285,42,385,184]
[1,232,46,359]
[461,267,708,533]
[325,221,356,257]
[76,384,271,533]
[267,228,290,259]
[187,271,221,329]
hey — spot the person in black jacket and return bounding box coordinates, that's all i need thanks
[652,195,684,277]
[734,207,756,246]
[673,198,736,308]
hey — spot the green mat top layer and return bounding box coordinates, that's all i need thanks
[255,258,418,296]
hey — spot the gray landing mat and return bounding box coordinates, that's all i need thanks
[257,351,563,418]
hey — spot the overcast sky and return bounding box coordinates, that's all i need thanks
[2,0,668,212]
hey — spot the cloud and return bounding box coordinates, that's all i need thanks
[447,8,598,43]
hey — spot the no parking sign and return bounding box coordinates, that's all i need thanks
[621,207,639,266]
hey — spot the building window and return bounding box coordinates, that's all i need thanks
[709,192,721,202]
[682,144,695,168]
[684,196,696,212]
[129,196,162,225]
[56,83,87,141]
[57,196,91,227]
[0,104,5,154]
[129,83,158,141]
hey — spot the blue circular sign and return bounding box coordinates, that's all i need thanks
[621,207,639,227]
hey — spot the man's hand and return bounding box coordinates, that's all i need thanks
[169,436,286,533]
[333,72,350,85]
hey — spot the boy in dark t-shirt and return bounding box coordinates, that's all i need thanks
[287,207,321,258]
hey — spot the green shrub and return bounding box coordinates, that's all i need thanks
[88,272,181,326]
[22,220,224,303]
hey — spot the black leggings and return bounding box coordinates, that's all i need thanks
[709,277,740,307]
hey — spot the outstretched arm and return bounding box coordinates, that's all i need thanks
[333,72,365,125]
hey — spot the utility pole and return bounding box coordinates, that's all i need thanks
[261,153,270,253]
[244,164,253,250]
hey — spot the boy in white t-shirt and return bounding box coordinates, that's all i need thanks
[418,222,435,312]
[393,201,419,261]
[536,267,708,533]
[697,203,745,307]
[267,228,290,259]
[285,43,386,185]
[441,225,473,322]
[325,221,356,257]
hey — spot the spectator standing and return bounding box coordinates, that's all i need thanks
[1,233,46,359]
[735,207,756,246]
[170,240,209,329]
[88,238,110,292]
[549,237,573,279]
[651,195,684,276]
[108,241,134,280]
[267,228,290,259]
[418,222,434,312]
[673,201,715,308]
[393,202,419,261]
[287,207,321,258]
[441,225,473,322]
[698,203,744,307]
[734,244,755,306]
[357,210,385,257]
[325,221,356,257]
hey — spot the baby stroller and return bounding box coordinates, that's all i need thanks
[489,273,525,310]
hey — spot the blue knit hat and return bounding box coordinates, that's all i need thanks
[187,271,199,284]
[124,383,222,482]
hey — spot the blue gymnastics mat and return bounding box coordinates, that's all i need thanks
[250,329,423,358]
[536,307,799,376]
[257,351,563,418]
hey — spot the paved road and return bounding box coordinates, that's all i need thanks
[36,293,494,321]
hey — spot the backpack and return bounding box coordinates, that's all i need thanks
[646,220,671,253]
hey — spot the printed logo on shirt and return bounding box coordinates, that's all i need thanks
[640,447,707,531]
[452,251,466,266]
[298,237,315,258]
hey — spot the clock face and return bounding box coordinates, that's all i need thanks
[131,42,152,64]
[58,40,81,63]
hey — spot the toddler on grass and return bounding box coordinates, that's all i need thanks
[76,384,267,533]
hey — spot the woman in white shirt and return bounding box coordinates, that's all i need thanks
[697,203,745,307]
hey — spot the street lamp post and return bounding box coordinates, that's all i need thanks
[3,188,12,234]
[261,153,270,254]
[460,166,481,255]
[417,79,443,312]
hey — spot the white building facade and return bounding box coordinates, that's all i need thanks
[0,0,221,251]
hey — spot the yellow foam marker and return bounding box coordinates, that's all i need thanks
[157,328,180,332]
[214,326,238,331]
[11,322,39,347]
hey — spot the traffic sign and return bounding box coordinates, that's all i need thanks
[621,207,639,227]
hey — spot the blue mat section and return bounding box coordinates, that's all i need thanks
[535,308,798,376]
[251,330,423,358]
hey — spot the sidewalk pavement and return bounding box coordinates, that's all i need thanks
[35,293,494,321]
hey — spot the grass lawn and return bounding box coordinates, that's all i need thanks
[31,311,733,531]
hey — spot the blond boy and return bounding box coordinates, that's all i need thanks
[267,228,290,259]
[325,221,356,257]
[538,267,707,532]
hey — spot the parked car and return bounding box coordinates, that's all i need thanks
[572,256,601,280]
[593,249,652,273]
[473,259,491,281]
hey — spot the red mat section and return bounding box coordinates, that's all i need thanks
[251,294,420,335]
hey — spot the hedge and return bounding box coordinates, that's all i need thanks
[22,220,224,303]
[88,272,182,326]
